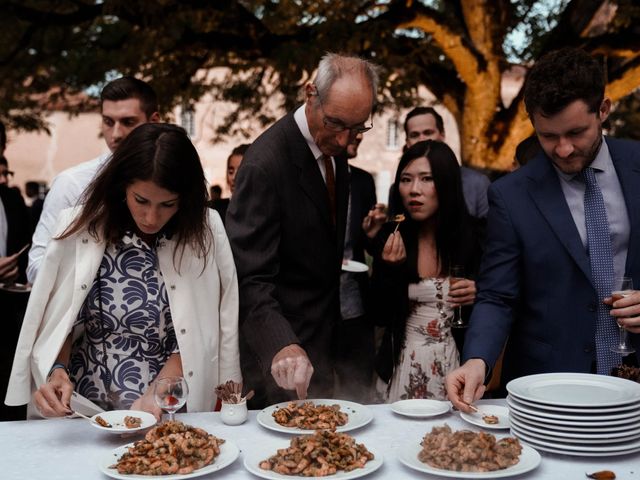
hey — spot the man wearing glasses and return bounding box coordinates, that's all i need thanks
[227,53,379,407]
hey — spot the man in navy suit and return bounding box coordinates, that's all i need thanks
[226,53,379,407]
[446,48,640,411]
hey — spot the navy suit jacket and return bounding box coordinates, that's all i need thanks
[463,137,640,383]
[226,111,349,403]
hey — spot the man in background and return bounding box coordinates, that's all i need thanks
[27,76,159,282]
[403,106,490,218]
[333,132,376,402]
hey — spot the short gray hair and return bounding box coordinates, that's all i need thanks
[314,53,380,107]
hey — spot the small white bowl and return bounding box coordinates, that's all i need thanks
[220,400,248,425]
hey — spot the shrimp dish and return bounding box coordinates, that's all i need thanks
[272,402,348,430]
[110,420,224,475]
[259,429,374,476]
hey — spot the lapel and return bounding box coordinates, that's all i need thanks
[609,138,640,275]
[526,154,592,284]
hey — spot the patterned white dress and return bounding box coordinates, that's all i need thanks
[377,277,459,402]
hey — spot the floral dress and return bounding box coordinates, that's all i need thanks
[69,232,178,410]
[377,277,458,402]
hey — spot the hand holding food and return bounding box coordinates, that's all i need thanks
[445,359,487,413]
[382,230,406,264]
[362,203,387,239]
[271,344,314,400]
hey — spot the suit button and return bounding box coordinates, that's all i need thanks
[588,302,597,312]
[170,285,176,290]
[188,371,193,377]
[82,238,88,244]
[81,284,87,290]
[180,328,186,334]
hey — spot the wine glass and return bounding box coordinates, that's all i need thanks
[610,276,635,355]
[450,265,466,329]
[154,376,188,421]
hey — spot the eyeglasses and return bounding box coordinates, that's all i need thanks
[314,89,373,135]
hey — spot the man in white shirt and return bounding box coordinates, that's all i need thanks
[27,77,160,282]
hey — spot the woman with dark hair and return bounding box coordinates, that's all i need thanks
[6,124,240,418]
[370,140,483,402]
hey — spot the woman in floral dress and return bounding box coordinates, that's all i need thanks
[369,140,483,402]
[7,124,240,418]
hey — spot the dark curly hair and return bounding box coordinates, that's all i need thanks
[524,48,604,117]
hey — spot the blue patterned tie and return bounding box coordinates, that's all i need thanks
[582,167,621,374]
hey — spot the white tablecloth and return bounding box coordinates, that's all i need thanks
[0,400,637,479]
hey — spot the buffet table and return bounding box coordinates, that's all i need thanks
[0,400,637,479]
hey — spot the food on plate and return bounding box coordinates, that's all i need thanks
[586,471,616,480]
[482,414,500,425]
[259,429,374,476]
[418,424,521,472]
[110,420,225,475]
[611,364,640,382]
[95,415,112,428]
[124,416,142,429]
[272,402,348,430]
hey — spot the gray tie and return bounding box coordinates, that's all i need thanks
[582,167,621,374]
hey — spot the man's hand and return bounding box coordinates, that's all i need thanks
[271,344,314,400]
[33,369,74,417]
[0,253,19,282]
[605,290,640,334]
[362,203,387,239]
[445,359,486,412]
[448,279,477,307]
[381,231,406,264]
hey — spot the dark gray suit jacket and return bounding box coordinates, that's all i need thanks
[226,112,349,403]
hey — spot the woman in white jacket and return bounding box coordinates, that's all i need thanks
[6,123,241,419]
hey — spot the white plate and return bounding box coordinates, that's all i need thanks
[514,435,640,457]
[508,405,638,427]
[506,396,640,421]
[507,394,640,414]
[508,410,640,433]
[256,399,373,434]
[507,373,640,407]
[90,410,156,433]
[342,260,369,273]
[509,414,640,440]
[390,399,450,418]
[397,437,541,478]
[244,443,382,480]
[460,405,510,430]
[509,419,640,444]
[99,438,239,479]
[511,427,640,454]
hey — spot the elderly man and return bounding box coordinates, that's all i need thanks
[446,48,640,412]
[226,53,379,407]
[27,76,159,282]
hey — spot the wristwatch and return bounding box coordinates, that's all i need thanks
[47,362,70,380]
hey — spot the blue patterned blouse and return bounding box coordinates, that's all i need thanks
[69,232,178,410]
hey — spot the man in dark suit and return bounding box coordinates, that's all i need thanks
[0,153,32,421]
[333,133,376,402]
[446,48,640,411]
[226,53,379,407]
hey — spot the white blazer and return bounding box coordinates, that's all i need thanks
[6,207,241,413]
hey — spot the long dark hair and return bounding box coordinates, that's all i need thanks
[60,123,211,268]
[390,140,473,276]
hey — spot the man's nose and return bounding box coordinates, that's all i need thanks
[555,138,574,158]
[112,122,124,140]
[336,129,351,148]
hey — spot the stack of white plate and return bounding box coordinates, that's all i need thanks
[506,372,640,456]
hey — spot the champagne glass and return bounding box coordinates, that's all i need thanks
[450,265,466,329]
[154,376,188,421]
[610,276,635,355]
